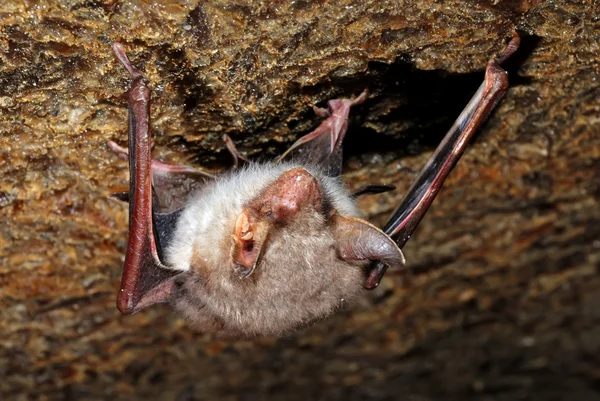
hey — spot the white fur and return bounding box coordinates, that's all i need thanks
[165,162,359,272]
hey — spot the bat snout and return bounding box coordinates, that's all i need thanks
[250,167,323,222]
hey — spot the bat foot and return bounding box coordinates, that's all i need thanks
[113,42,145,79]
[324,89,368,116]
[223,134,249,169]
[278,89,368,166]
[495,32,520,65]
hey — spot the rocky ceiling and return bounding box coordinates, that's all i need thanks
[1,0,599,400]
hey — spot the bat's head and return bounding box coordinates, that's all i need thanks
[168,164,404,337]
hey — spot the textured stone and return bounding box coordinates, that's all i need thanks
[1,0,599,400]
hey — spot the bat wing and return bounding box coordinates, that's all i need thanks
[364,33,521,289]
[279,90,368,177]
[108,140,213,213]
[153,209,183,257]
[113,43,183,314]
[110,191,183,257]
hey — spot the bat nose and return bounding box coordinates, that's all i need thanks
[250,167,323,222]
[271,168,323,220]
[232,168,324,276]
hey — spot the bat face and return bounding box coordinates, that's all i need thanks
[110,35,519,337]
[167,164,369,336]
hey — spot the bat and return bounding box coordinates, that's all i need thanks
[109,33,519,337]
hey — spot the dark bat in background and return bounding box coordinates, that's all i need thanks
[109,34,519,338]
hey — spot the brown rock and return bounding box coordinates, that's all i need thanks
[1,0,599,400]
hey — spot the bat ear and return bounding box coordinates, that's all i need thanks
[331,214,405,271]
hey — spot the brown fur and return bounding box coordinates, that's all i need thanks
[170,166,365,337]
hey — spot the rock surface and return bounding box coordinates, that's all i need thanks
[1,0,599,400]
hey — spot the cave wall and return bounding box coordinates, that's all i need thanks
[1,1,599,400]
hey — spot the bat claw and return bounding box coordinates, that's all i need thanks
[108,140,214,178]
[113,42,144,79]
[313,106,330,118]
[223,134,249,169]
[279,90,368,176]
[350,89,368,104]
[495,32,520,65]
